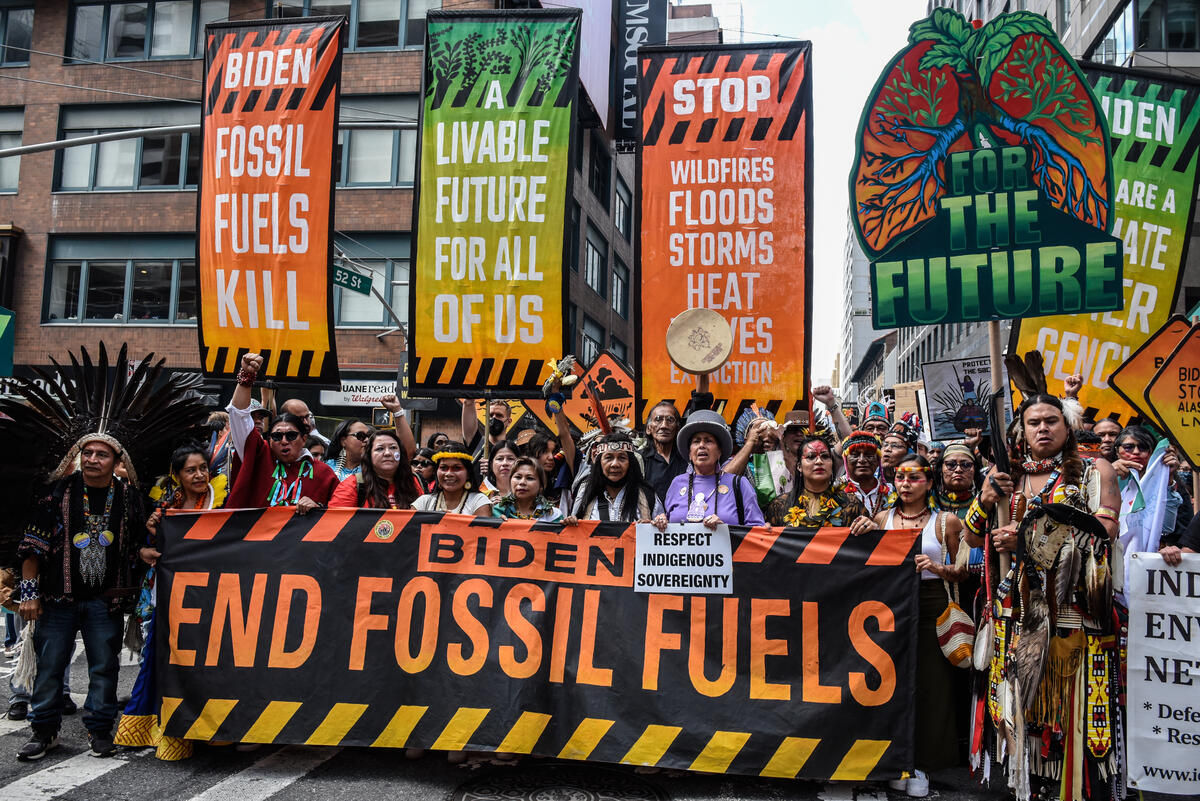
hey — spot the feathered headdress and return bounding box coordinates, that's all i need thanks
[1005,350,1083,430]
[734,404,779,447]
[0,343,210,487]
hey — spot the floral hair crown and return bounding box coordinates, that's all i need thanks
[432,450,474,463]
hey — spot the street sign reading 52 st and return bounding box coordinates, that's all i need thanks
[333,265,372,296]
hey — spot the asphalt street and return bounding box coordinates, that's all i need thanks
[0,642,1174,801]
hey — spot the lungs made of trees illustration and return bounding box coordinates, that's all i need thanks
[850,9,1112,259]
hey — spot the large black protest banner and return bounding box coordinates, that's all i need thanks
[157,509,919,779]
[615,0,667,140]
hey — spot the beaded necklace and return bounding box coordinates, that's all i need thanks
[268,459,313,506]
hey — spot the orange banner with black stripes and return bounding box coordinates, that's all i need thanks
[637,43,813,423]
[157,509,918,779]
[196,17,345,385]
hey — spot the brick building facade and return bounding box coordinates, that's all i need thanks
[0,0,635,433]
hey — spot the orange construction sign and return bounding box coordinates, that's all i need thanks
[1145,323,1200,468]
[1108,315,1191,430]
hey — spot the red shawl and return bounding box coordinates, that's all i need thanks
[225,428,338,508]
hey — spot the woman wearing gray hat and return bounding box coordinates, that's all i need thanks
[652,410,765,529]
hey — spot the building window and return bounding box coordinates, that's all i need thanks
[611,258,629,318]
[568,202,580,272]
[588,133,611,210]
[1092,1,1135,63]
[337,95,418,187]
[614,176,632,242]
[1138,0,1200,50]
[584,224,606,298]
[610,335,627,362]
[0,7,32,65]
[56,103,201,191]
[272,0,439,50]
[45,258,197,324]
[69,1,228,62]
[582,315,603,365]
[0,108,22,192]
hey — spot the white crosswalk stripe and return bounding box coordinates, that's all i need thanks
[188,745,342,801]
[0,748,151,800]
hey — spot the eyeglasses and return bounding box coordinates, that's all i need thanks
[268,430,301,442]
[942,460,974,472]
[1118,442,1149,453]
[413,460,434,468]
[350,431,369,442]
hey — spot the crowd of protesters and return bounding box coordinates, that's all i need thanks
[4,348,1197,801]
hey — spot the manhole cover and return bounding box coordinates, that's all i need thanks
[450,762,670,801]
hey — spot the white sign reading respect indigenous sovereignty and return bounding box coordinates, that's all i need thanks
[1126,552,1200,795]
[197,17,344,385]
[408,9,580,397]
[634,523,733,594]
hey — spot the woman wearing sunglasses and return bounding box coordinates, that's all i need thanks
[225,353,339,512]
[326,419,373,481]
[412,447,437,493]
[864,454,967,798]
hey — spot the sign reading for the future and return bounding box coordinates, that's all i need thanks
[1126,553,1200,795]
[851,9,1124,330]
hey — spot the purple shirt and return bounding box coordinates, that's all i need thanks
[663,469,766,527]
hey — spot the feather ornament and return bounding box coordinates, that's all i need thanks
[1013,572,1050,705]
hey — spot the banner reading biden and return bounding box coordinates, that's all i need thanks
[408,10,579,397]
[851,9,1123,330]
[638,42,813,423]
[197,17,344,385]
[1013,65,1200,425]
[157,509,919,779]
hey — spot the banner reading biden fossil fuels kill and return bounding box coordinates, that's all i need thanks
[851,10,1123,332]
[1012,65,1200,425]
[408,10,579,397]
[197,17,344,385]
[157,509,919,779]
[637,42,813,423]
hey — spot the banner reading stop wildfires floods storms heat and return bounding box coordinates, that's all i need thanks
[197,17,344,385]
[157,509,919,779]
[408,10,579,397]
[637,42,813,422]
[1013,64,1200,425]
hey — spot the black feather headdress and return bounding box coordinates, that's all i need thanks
[0,343,210,487]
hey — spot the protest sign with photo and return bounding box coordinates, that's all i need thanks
[1125,552,1200,796]
[197,17,344,385]
[158,509,920,780]
[637,41,813,423]
[1013,65,1200,425]
[920,356,1012,440]
[408,10,579,398]
[851,12,1123,330]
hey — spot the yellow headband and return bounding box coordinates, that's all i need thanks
[432,451,474,463]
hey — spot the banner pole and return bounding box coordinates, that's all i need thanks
[989,320,1012,577]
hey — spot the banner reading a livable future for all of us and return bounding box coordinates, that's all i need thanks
[197,16,344,385]
[1013,65,1200,424]
[408,9,579,397]
[637,42,813,423]
[157,508,919,780]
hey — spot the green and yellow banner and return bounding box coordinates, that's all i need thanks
[1013,65,1200,423]
[409,10,579,397]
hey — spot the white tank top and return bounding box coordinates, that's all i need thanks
[886,508,942,580]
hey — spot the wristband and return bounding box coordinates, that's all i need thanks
[546,392,566,415]
[17,577,39,603]
[963,497,991,537]
[236,368,257,387]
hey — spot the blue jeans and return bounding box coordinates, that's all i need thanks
[29,598,122,737]
[8,613,72,705]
